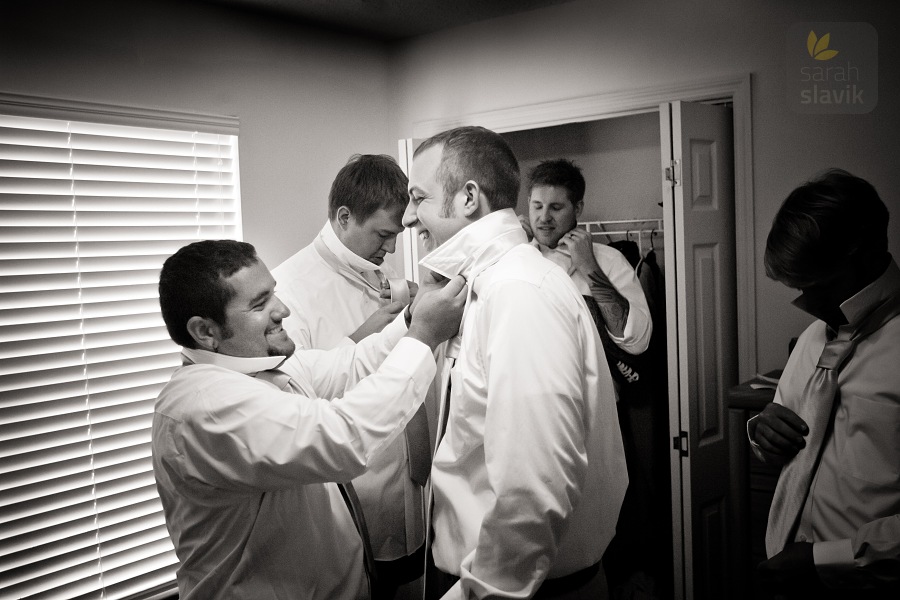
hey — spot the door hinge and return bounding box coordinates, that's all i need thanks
[664,159,681,187]
[672,431,688,457]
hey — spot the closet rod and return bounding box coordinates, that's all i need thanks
[585,228,662,237]
[580,218,663,230]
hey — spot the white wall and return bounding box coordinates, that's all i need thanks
[389,0,900,374]
[502,113,661,222]
[0,0,396,268]
[5,0,897,373]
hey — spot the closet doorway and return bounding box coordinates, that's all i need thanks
[395,75,752,600]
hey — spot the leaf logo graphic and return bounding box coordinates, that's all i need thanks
[807,31,839,60]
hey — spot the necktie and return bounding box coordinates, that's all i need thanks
[765,293,900,556]
[255,368,378,594]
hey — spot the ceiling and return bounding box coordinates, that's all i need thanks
[203,0,575,41]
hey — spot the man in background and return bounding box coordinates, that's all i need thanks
[273,154,427,597]
[525,158,652,375]
[748,169,900,598]
[152,239,466,599]
[403,126,628,599]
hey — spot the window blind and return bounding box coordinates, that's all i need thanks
[0,110,241,599]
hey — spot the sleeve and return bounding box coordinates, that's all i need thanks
[594,244,652,354]
[452,280,589,599]
[177,338,435,492]
[814,521,900,589]
[280,311,408,399]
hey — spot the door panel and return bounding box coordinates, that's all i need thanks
[397,138,426,283]
[661,100,737,600]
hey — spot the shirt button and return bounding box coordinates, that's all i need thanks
[798,535,808,542]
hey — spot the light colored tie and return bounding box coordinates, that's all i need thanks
[254,369,378,594]
[765,293,900,556]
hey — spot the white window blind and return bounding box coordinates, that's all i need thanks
[0,106,241,599]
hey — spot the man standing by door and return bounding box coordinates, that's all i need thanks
[273,154,428,598]
[749,169,900,599]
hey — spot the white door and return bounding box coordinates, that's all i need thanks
[396,138,426,283]
[660,101,738,600]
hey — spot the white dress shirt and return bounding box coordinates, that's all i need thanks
[424,209,629,600]
[533,240,653,355]
[151,315,435,600]
[767,258,900,589]
[272,222,422,559]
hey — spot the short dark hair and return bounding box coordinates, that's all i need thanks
[527,159,586,205]
[328,154,408,221]
[414,126,520,213]
[765,169,889,288]
[159,239,259,348]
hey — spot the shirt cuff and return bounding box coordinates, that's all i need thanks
[813,539,854,588]
[746,415,766,463]
[381,309,409,339]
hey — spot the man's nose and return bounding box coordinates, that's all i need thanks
[402,200,418,228]
[383,235,398,254]
[273,295,291,320]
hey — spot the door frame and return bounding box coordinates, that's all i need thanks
[408,74,756,383]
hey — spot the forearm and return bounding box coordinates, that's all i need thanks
[815,515,900,589]
[587,269,630,337]
[293,312,407,397]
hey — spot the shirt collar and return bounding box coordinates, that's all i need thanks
[838,256,900,326]
[532,239,577,272]
[320,220,382,273]
[181,346,287,374]
[791,256,900,328]
[419,208,527,281]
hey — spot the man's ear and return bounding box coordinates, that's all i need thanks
[575,200,585,219]
[187,316,222,352]
[461,180,484,217]
[335,206,352,229]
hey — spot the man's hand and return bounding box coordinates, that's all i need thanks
[378,280,419,302]
[557,228,599,276]
[407,270,447,319]
[748,402,809,466]
[406,275,467,351]
[349,301,406,343]
[757,542,822,596]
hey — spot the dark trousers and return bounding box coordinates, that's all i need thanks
[374,544,425,600]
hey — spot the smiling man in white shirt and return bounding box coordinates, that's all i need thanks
[151,239,466,600]
[403,126,628,600]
